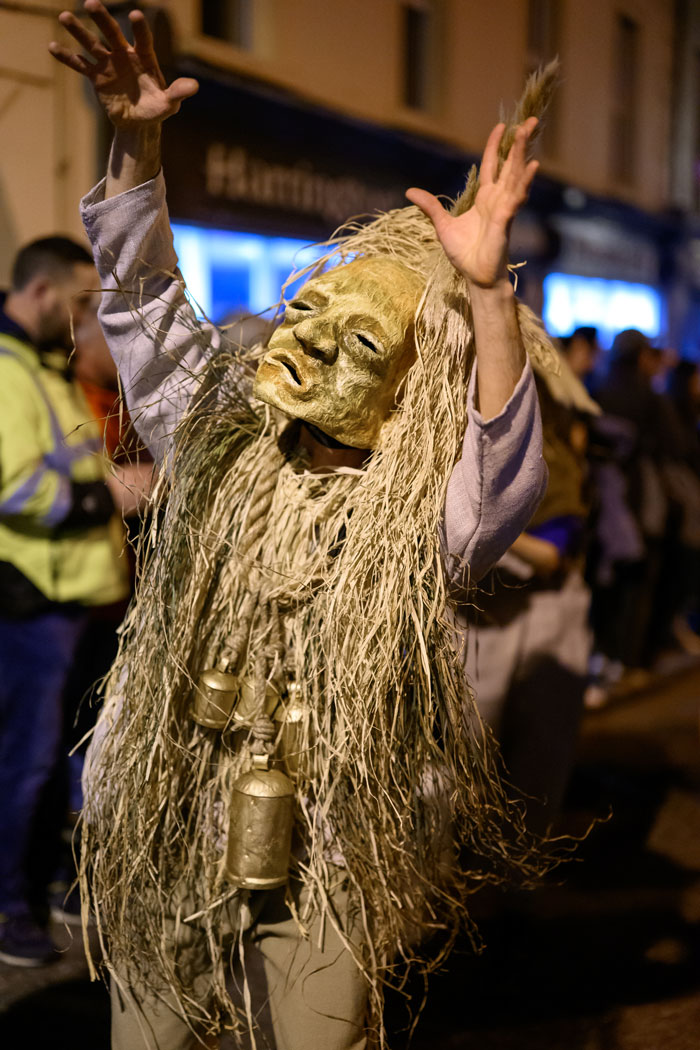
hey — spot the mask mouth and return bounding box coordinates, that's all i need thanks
[267,352,306,390]
[283,360,302,386]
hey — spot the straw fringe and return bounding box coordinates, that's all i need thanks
[80,64,565,1047]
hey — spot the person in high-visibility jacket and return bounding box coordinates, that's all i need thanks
[0,236,130,968]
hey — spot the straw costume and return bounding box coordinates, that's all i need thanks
[57,10,560,1042]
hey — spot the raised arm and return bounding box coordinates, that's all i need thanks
[406,118,538,420]
[49,0,198,199]
[49,2,222,462]
[408,120,547,581]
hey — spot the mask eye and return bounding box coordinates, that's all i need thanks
[356,332,378,353]
[284,299,316,324]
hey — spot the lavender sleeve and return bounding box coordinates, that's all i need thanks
[80,172,219,463]
[443,360,547,584]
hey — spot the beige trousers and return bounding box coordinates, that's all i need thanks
[110,881,368,1050]
[459,570,591,832]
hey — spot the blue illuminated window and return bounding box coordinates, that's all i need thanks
[543,272,663,348]
[171,223,321,323]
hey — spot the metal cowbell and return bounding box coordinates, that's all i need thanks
[226,755,295,889]
[191,669,240,729]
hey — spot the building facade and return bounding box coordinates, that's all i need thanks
[0,0,697,348]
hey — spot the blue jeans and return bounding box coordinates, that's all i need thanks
[0,608,87,917]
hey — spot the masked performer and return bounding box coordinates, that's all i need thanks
[50,4,559,1048]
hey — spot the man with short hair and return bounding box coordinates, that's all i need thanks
[0,235,130,966]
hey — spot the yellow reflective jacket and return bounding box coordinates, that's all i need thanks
[0,331,129,607]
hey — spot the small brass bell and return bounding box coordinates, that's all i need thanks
[233,676,281,726]
[226,754,295,889]
[191,669,240,729]
[273,682,308,778]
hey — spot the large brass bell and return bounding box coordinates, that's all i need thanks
[226,754,295,888]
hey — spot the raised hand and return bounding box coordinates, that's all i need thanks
[406,118,539,289]
[48,0,198,128]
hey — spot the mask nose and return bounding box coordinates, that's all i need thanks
[293,318,338,364]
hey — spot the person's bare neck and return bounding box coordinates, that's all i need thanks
[297,424,368,471]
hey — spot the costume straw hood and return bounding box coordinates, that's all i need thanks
[81,66,562,1044]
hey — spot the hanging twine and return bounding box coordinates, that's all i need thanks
[217,446,284,673]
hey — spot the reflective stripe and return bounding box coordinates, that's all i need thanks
[0,345,98,528]
[40,387,101,473]
[45,435,102,473]
[0,464,72,526]
[0,339,127,605]
[41,475,72,527]
[0,464,45,516]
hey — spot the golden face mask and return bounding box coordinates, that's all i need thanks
[253,257,424,448]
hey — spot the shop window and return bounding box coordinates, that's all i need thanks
[210,264,250,321]
[401,0,438,111]
[201,0,253,49]
[543,272,662,349]
[611,14,639,185]
[171,223,321,323]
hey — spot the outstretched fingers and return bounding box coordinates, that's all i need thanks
[405,187,450,233]
[499,118,538,191]
[480,122,506,185]
[83,0,130,51]
[522,158,540,195]
[129,10,157,64]
[50,2,131,76]
[166,77,200,104]
[55,10,106,56]
[47,41,94,75]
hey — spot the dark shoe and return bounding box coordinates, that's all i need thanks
[0,913,58,967]
[48,881,83,927]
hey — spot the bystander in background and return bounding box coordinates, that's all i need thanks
[0,238,130,967]
[458,352,599,833]
[586,330,691,704]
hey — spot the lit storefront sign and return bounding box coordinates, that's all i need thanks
[162,60,470,241]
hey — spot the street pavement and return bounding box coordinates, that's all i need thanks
[395,657,700,1049]
[2,659,700,1049]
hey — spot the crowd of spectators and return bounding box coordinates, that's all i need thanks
[573,326,700,702]
[464,321,700,835]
